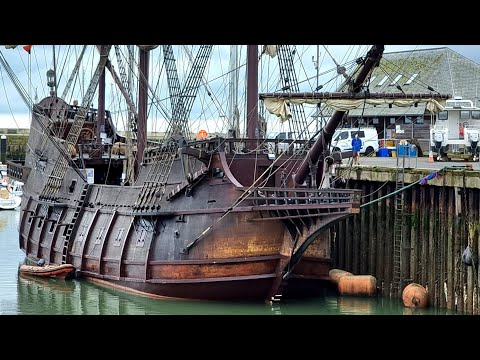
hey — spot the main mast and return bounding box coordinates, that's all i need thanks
[136,46,154,174]
[246,45,258,148]
[97,45,106,140]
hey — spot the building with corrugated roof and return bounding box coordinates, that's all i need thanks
[339,47,480,151]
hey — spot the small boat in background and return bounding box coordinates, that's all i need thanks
[19,263,76,279]
[0,187,21,210]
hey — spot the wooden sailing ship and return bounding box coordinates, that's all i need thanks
[2,44,446,301]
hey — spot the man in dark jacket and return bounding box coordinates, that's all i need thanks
[351,133,362,165]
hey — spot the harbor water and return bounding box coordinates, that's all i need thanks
[0,209,458,315]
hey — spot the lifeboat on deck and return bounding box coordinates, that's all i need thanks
[19,264,76,279]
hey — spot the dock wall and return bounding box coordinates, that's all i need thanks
[334,166,480,313]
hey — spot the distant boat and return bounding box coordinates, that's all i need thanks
[0,162,23,197]
[19,263,76,279]
[0,187,21,210]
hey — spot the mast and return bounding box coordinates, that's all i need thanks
[52,45,58,98]
[127,45,136,184]
[228,45,239,137]
[293,45,385,186]
[97,45,106,140]
[136,46,151,171]
[246,45,258,148]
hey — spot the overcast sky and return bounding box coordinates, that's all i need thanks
[1,44,479,130]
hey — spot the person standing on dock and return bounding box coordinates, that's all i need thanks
[352,133,362,165]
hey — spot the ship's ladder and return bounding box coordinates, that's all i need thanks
[61,183,90,264]
[393,149,405,296]
[277,45,310,141]
[134,142,178,210]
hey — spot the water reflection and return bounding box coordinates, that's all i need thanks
[16,276,441,315]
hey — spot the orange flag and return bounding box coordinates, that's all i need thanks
[23,45,32,54]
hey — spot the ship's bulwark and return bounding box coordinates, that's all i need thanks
[17,97,359,302]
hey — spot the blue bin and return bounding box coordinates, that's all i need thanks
[398,144,417,157]
[377,148,389,157]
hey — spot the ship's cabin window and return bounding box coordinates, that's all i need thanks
[416,116,424,124]
[460,111,471,120]
[472,111,480,119]
[404,117,412,124]
[438,111,448,120]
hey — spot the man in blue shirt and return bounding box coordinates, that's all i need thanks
[351,133,362,165]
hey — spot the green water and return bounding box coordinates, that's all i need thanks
[0,209,457,315]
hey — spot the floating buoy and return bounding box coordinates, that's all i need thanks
[337,275,377,296]
[329,268,353,283]
[402,283,428,308]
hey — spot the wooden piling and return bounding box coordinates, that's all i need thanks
[375,186,385,292]
[360,183,368,275]
[447,187,454,310]
[333,169,480,313]
[368,182,376,276]
[409,186,418,284]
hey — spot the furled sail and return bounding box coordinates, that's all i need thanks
[263,97,447,121]
[262,45,278,58]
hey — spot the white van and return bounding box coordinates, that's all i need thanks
[330,128,379,156]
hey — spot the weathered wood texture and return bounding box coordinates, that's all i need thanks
[334,170,480,313]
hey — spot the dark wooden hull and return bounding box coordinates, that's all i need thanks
[84,273,278,301]
[15,97,361,302]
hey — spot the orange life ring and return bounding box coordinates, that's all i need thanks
[196,129,208,140]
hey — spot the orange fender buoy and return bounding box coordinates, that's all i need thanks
[329,268,353,283]
[402,283,428,308]
[337,275,377,296]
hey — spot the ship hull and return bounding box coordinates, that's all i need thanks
[15,98,359,302]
